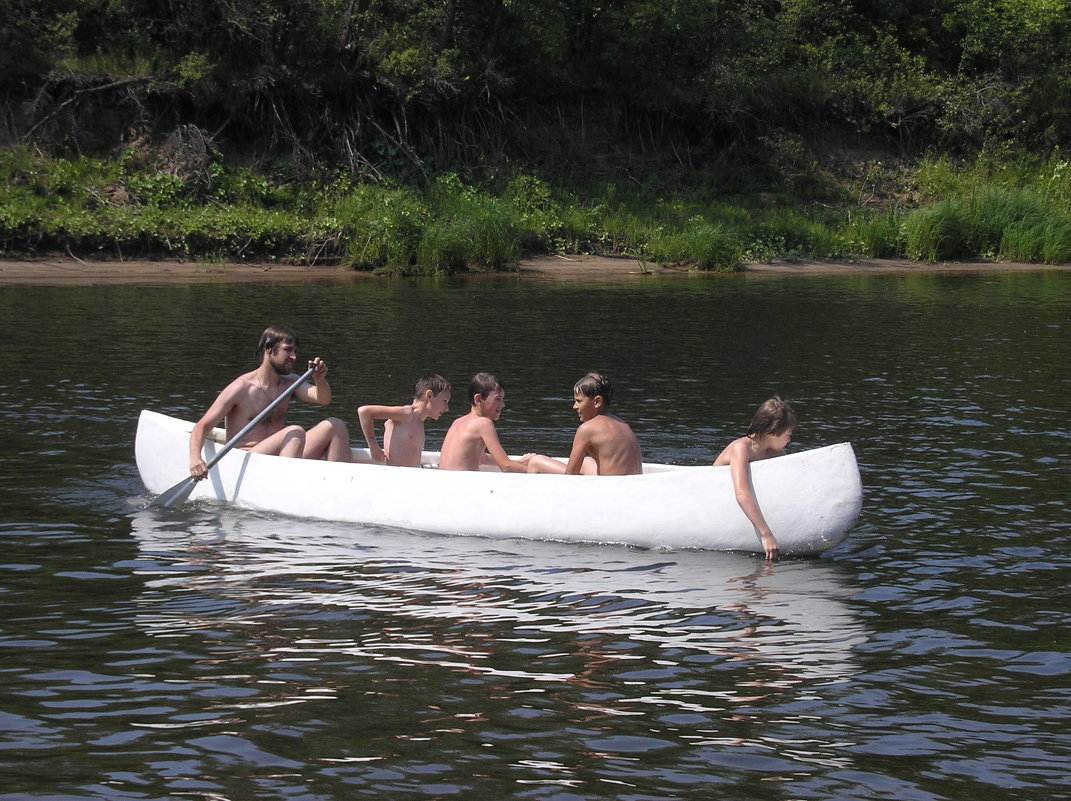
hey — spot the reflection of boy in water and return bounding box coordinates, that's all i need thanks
[713,397,797,560]
[188,325,350,480]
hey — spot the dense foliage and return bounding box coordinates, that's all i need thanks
[2,0,1071,270]
[7,0,1071,169]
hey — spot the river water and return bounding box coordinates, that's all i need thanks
[1,269,1068,800]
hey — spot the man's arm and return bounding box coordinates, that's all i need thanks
[296,358,331,406]
[188,385,240,479]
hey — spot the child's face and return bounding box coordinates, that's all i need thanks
[572,390,600,422]
[477,389,505,420]
[769,427,794,450]
[429,389,451,420]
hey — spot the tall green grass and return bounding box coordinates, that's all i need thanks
[844,211,905,258]
[417,176,523,273]
[646,218,743,271]
[903,188,1070,263]
[330,184,426,271]
[908,152,1071,262]
[3,145,1071,272]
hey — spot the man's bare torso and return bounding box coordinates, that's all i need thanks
[225,370,296,448]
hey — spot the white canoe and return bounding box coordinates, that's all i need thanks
[135,409,863,555]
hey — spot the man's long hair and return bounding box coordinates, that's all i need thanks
[255,325,298,363]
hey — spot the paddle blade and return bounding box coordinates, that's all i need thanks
[149,476,198,508]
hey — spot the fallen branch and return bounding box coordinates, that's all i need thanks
[23,77,153,140]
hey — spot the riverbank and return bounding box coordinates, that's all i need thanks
[1,254,1068,285]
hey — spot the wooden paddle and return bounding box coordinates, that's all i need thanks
[149,365,318,508]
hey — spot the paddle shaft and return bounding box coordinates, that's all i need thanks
[149,365,318,507]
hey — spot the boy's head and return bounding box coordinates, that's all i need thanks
[414,373,451,400]
[415,373,452,419]
[256,325,298,363]
[468,372,502,403]
[746,396,796,438]
[468,372,505,420]
[573,372,613,406]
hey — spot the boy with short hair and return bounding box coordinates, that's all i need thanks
[529,372,643,476]
[438,372,536,472]
[356,373,452,467]
[712,396,797,561]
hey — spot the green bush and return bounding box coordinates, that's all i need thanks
[844,211,906,258]
[418,176,523,273]
[1001,218,1071,264]
[904,200,966,261]
[904,189,1067,262]
[337,185,426,272]
[647,218,743,271]
[742,210,842,262]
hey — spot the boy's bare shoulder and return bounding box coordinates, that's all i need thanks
[447,411,487,435]
[574,416,601,439]
[591,412,634,435]
[713,436,747,466]
[393,404,418,420]
[467,413,494,430]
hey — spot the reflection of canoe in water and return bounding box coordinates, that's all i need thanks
[128,510,868,682]
[135,409,862,555]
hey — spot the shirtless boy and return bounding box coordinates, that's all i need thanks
[188,325,351,480]
[529,372,643,476]
[356,373,451,467]
[438,372,535,472]
[713,396,796,560]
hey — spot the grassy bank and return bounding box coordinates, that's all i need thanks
[3,146,1071,274]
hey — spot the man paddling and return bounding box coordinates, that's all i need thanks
[188,325,350,480]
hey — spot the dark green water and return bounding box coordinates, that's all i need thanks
[0,270,1068,800]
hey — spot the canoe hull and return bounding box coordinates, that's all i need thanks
[135,409,862,554]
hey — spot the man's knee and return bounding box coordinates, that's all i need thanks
[317,417,349,441]
[303,418,351,461]
[278,425,306,457]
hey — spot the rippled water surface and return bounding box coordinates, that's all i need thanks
[1,270,1068,800]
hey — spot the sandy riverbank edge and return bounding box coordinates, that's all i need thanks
[1,254,1068,285]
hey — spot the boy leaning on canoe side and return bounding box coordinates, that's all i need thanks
[356,373,452,467]
[438,372,540,472]
[527,372,643,476]
[187,324,351,481]
[713,396,798,561]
